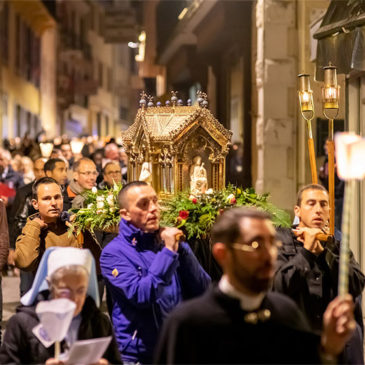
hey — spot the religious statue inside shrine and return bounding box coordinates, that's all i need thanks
[121,90,232,196]
[190,156,208,195]
[139,161,152,185]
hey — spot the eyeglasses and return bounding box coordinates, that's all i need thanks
[78,171,98,177]
[232,239,282,253]
[106,170,121,175]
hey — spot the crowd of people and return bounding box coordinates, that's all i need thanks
[0,134,363,364]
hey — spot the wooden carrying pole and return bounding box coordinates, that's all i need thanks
[307,120,318,184]
[327,119,335,235]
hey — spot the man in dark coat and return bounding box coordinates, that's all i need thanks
[44,158,71,211]
[155,207,356,364]
[272,184,365,364]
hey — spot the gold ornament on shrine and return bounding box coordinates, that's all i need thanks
[121,91,232,196]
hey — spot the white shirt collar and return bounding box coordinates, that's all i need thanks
[218,275,265,311]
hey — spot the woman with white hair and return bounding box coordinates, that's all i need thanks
[0,247,122,364]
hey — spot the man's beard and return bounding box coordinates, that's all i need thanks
[231,256,272,294]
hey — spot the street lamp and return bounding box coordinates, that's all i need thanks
[298,74,318,184]
[322,63,340,236]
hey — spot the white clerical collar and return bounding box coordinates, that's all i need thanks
[218,275,265,311]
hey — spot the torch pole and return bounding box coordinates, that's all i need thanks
[338,179,354,296]
[327,118,335,235]
[307,120,318,184]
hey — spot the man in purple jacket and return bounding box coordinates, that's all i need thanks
[100,181,211,364]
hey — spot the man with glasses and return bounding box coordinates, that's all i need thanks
[155,207,356,364]
[98,161,124,190]
[67,157,98,209]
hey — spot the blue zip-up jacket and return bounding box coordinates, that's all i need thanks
[100,219,211,364]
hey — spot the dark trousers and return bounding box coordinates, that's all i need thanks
[20,270,34,297]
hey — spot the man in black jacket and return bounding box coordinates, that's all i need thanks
[272,183,365,364]
[44,158,71,211]
[155,207,355,364]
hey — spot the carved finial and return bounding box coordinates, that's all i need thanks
[147,95,154,108]
[156,101,162,107]
[139,91,147,109]
[171,91,178,106]
[187,99,192,106]
[196,91,208,108]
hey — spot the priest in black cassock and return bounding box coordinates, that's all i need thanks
[154,207,355,364]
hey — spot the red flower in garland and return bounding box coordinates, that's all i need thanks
[192,198,197,204]
[178,210,189,220]
[230,198,237,205]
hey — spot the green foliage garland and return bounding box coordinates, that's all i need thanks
[68,183,291,238]
[160,185,291,239]
[69,183,123,235]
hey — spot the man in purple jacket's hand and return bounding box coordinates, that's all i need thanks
[100,181,211,364]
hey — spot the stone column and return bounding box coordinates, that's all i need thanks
[254,0,297,212]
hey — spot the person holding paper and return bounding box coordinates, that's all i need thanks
[100,181,211,364]
[0,247,122,365]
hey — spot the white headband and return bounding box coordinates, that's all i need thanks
[48,247,92,278]
[21,247,99,307]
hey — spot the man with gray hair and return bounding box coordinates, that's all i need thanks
[103,143,127,181]
[67,157,98,209]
